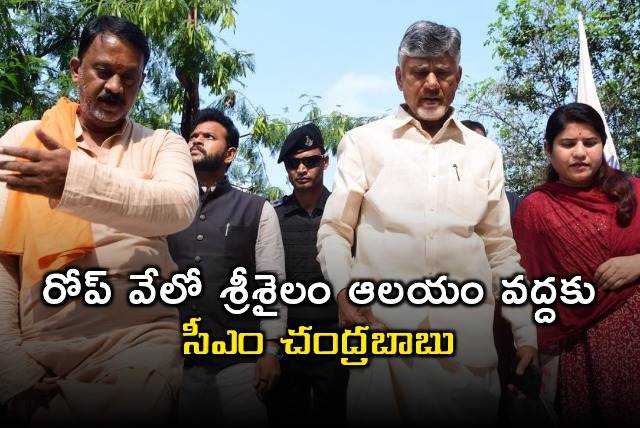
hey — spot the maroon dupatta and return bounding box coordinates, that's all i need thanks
[512,178,640,352]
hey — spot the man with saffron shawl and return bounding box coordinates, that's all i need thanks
[0,16,198,426]
[512,102,640,426]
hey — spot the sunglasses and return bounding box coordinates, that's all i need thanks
[284,155,324,170]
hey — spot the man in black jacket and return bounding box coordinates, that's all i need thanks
[167,108,286,426]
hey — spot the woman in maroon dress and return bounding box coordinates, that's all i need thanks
[512,102,640,426]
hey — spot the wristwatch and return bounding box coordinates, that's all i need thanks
[265,345,284,360]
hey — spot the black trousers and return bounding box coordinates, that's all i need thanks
[266,356,349,427]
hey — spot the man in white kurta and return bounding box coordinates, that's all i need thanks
[317,20,537,426]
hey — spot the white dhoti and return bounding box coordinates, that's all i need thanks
[346,302,501,426]
[347,356,499,426]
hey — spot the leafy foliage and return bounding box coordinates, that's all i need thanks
[81,0,255,139]
[0,0,253,136]
[0,0,379,197]
[0,0,81,133]
[210,92,379,199]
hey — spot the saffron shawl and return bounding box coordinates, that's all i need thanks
[0,97,94,289]
[512,178,640,352]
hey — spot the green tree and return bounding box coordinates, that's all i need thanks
[0,0,81,132]
[210,92,379,200]
[460,0,640,194]
[82,0,256,140]
[0,0,253,139]
[1,0,377,197]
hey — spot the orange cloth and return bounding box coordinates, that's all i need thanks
[0,97,94,289]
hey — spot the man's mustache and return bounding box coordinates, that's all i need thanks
[97,92,124,105]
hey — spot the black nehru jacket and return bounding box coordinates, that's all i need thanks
[272,187,338,326]
[167,179,265,369]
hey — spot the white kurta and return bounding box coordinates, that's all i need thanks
[317,106,537,425]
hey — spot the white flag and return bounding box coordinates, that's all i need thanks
[577,14,620,169]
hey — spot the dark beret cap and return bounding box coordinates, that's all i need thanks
[277,123,325,163]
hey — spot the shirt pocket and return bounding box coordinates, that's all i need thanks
[446,173,489,224]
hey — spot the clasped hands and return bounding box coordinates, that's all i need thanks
[0,128,71,199]
[594,254,640,291]
[253,339,281,401]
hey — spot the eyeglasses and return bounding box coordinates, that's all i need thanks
[284,155,324,170]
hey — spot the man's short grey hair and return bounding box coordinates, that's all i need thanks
[397,20,461,65]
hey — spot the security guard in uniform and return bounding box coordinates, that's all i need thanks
[267,123,348,427]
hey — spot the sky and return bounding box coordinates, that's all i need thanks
[217,0,504,193]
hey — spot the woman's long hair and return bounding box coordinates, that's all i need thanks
[544,102,636,226]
